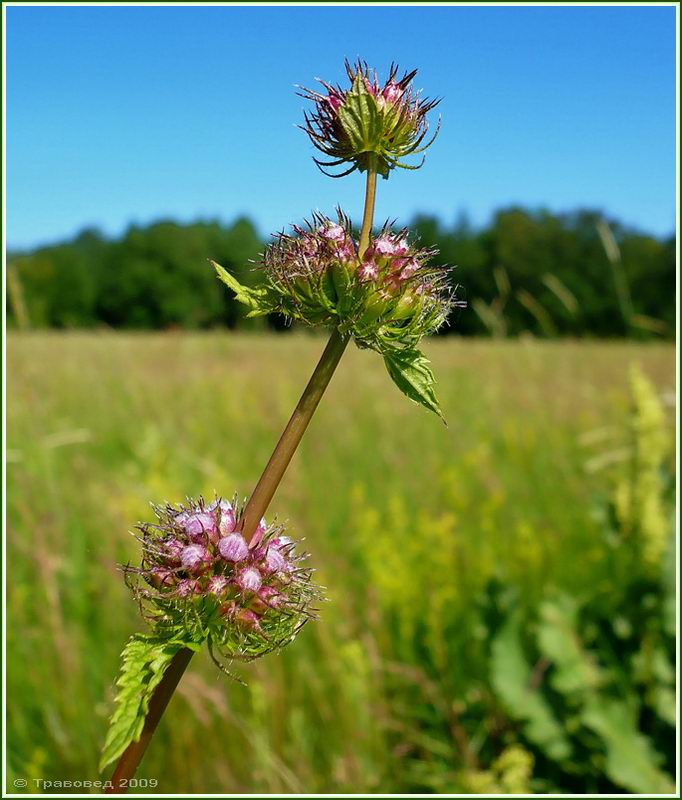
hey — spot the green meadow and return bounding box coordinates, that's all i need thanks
[6,333,676,794]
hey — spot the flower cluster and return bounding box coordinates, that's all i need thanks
[300,60,440,178]
[125,497,321,664]
[262,212,455,352]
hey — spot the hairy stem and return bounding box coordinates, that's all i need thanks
[105,648,194,793]
[107,163,379,791]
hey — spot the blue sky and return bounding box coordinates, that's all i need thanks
[6,4,677,250]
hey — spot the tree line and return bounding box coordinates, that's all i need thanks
[7,208,675,338]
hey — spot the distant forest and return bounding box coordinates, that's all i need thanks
[7,207,676,338]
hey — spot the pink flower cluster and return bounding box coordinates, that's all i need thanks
[268,214,356,282]
[358,231,426,292]
[325,76,404,115]
[139,498,300,631]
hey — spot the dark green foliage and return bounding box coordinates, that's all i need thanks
[7,208,674,337]
[412,208,675,339]
[8,218,263,331]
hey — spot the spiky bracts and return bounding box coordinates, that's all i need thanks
[124,496,322,667]
[213,211,459,418]
[300,60,440,178]
[214,211,456,357]
[262,212,455,353]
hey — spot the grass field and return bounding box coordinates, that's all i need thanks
[6,332,676,794]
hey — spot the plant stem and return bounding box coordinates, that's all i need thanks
[241,159,378,542]
[105,648,194,793]
[240,328,348,541]
[106,163,378,791]
[358,158,377,259]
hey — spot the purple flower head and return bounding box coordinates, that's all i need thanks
[126,496,323,665]
[326,91,344,113]
[180,544,212,572]
[300,60,440,178]
[358,261,379,282]
[373,236,400,257]
[400,258,420,281]
[218,533,249,563]
[237,566,262,594]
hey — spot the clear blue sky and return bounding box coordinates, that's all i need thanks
[6,4,677,250]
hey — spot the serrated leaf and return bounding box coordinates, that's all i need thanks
[383,348,444,421]
[99,634,190,773]
[210,260,271,316]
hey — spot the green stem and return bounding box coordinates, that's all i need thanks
[239,328,348,541]
[106,163,379,791]
[358,158,377,259]
[241,160,378,541]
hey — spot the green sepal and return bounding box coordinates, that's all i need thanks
[99,633,201,773]
[383,348,445,422]
[331,261,354,314]
[211,260,273,317]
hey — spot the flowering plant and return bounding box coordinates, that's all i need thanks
[100,497,319,772]
[212,64,456,419]
[101,60,457,792]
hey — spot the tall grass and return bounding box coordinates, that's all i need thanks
[6,332,675,793]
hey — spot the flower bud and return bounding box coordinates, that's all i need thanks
[250,586,283,614]
[209,498,236,535]
[249,516,268,549]
[149,566,176,589]
[300,60,440,178]
[235,609,261,630]
[176,510,219,544]
[180,544,212,572]
[237,567,262,594]
[218,532,249,562]
[262,546,287,575]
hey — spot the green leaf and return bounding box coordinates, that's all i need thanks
[581,698,674,793]
[537,593,603,696]
[491,612,572,762]
[210,260,271,316]
[99,634,193,773]
[383,348,444,421]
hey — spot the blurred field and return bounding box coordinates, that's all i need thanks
[6,332,676,794]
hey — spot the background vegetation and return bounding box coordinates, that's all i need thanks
[6,207,675,338]
[6,333,675,794]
